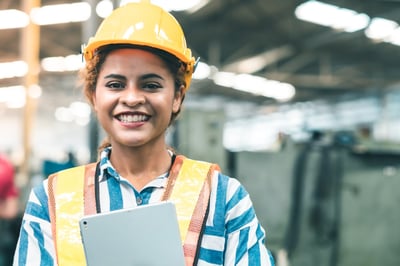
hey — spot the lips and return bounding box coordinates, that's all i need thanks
[116,113,150,123]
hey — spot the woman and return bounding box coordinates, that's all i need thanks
[13,1,275,265]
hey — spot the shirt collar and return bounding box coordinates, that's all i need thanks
[98,146,118,182]
[98,146,170,187]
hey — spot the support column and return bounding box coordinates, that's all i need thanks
[19,0,41,186]
[83,0,101,162]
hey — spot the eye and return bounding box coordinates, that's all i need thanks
[106,81,125,90]
[143,82,162,91]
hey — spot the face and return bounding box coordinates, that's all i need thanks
[92,48,183,149]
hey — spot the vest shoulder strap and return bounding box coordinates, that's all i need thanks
[163,155,220,265]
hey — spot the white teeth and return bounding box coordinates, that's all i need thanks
[119,114,147,122]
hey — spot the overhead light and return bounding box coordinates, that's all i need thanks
[296,1,400,47]
[119,0,207,11]
[0,55,84,79]
[213,72,236,87]
[0,9,29,30]
[30,2,91,25]
[365,17,398,41]
[224,46,294,74]
[55,101,91,126]
[0,84,41,109]
[232,74,295,101]
[267,82,296,102]
[213,72,295,102]
[0,61,28,79]
[0,85,26,108]
[192,61,213,80]
[96,0,114,18]
[0,0,208,28]
[185,0,210,14]
[387,28,400,46]
[330,8,370,33]
[41,54,84,72]
[69,101,91,118]
[295,1,370,33]
[28,84,42,99]
[295,1,341,27]
[55,107,74,122]
[152,0,204,11]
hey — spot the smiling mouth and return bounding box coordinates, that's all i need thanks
[117,114,150,123]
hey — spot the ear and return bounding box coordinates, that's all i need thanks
[172,85,185,113]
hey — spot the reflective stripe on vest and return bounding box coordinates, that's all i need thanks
[48,156,219,266]
[48,165,87,266]
[163,156,220,265]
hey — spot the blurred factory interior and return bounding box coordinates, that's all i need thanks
[1,0,400,265]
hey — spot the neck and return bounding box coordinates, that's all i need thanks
[109,145,173,190]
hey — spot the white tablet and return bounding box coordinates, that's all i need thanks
[79,201,185,266]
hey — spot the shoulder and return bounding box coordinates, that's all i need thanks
[212,171,247,196]
[208,172,258,229]
[53,163,95,175]
[210,171,251,214]
[178,156,247,199]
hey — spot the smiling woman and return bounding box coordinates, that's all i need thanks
[90,48,184,161]
[12,1,275,265]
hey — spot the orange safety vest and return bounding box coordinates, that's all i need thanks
[47,155,220,266]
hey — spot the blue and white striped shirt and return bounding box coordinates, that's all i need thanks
[13,148,275,265]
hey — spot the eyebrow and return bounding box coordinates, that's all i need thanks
[103,73,165,81]
[104,74,126,80]
[141,73,165,81]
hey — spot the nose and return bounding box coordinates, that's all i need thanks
[120,85,145,106]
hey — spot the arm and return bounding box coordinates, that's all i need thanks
[13,180,57,266]
[224,178,275,266]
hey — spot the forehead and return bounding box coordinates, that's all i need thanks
[104,48,167,66]
[98,48,174,80]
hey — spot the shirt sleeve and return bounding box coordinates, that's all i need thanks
[223,178,275,266]
[13,180,57,266]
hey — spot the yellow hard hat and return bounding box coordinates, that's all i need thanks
[82,0,196,91]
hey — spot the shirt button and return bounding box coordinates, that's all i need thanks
[136,197,142,205]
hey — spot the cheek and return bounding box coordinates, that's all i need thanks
[91,90,107,115]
